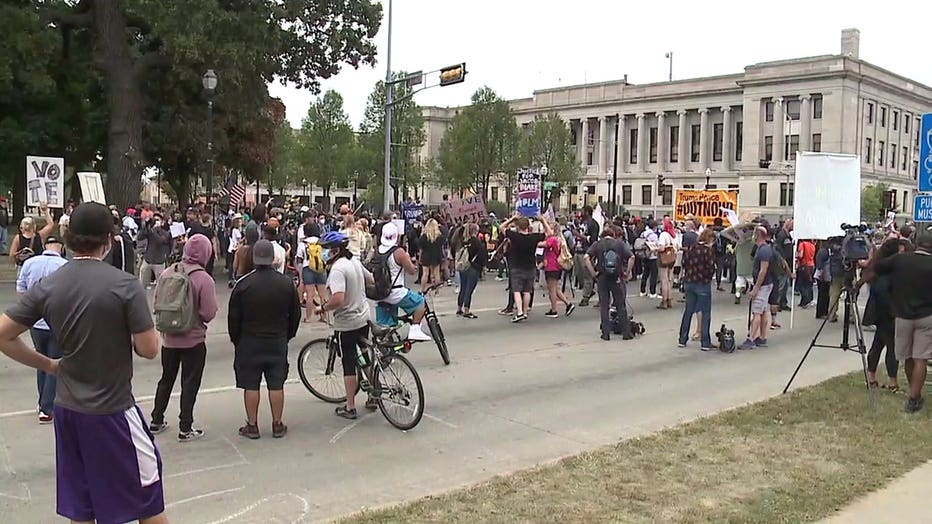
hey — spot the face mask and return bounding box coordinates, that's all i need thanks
[319,218,326,224]
[321,249,332,262]
[154,220,162,228]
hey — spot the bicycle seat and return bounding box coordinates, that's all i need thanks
[369,321,394,337]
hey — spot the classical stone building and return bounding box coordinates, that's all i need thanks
[421,29,931,220]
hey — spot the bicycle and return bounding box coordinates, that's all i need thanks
[297,319,425,430]
[403,282,450,365]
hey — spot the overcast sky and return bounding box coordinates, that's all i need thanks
[269,0,931,129]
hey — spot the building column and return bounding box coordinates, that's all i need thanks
[599,116,609,173]
[580,118,590,169]
[619,115,628,172]
[655,111,667,171]
[677,110,688,172]
[799,94,812,153]
[721,106,732,171]
[773,97,785,163]
[636,113,647,172]
[699,107,710,170]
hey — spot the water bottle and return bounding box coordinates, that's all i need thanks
[355,346,371,368]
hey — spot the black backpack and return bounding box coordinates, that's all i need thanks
[601,242,620,277]
[365,246,401,301]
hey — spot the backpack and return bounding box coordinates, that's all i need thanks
[154,263,204,334]
[455,245,472,272]
[633,237,649,258]
[305,242,326,273]
[365,246,400,301]
[558,236,574,271]
[601,244,620,277]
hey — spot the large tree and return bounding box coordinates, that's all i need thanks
[299,90,354,210]
[42,0,381,210]
[514,113,584,209]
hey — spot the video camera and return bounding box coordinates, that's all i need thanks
[838,223,871,263]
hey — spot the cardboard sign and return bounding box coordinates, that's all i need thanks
[440,195,487,226]
[515,168,541,217]
[77,172,106,204]
[674,189,739,225]
[25,156,65,208]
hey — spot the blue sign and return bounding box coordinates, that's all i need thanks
[515,168,541,217]
[919,113,932,192]
[914,194,932,222]
[401,202,423,225]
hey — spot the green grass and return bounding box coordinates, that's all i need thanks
[343,373,932,523]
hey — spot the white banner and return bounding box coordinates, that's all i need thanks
[77,172,106,204]
[25,156,65,208]
[793,152,860,240]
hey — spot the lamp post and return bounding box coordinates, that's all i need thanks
[539,164,549,211]
[665,52,673,82]
[705,168,712,190]
[202,70,217,207]
[610,116,620,217]
[382,0,394,214]
[302,177,307,203]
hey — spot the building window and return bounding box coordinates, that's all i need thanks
[735,121,743,161]
[865,138,872,163]
[786,98,801,120]
[903,191,908,211]
[669,126,679,163]
[649,127,658,163]
[891,143,897,168]
[571,129,577,146]
[918,119,922,147]
[867,102,874,124]
[586,184,596,196]
[759,183,768,206]
[629,129,638,164]
[683,184,695,189]
[706,184,717,189]
[785,134,800,160]
[765,100,774,122]
[764,135,773,161]
[491,186,499,201]
[812,95,823,119]
[690,124,701,162]
[780,182,795,207]
[905,114,911,134]
[903,146,908,170]
[713,123,723,161]
[878,140,885,165]
[915,160,920,179]
[880,106,887,127]
[728,184,739,189]
[893,110,899,131]
[662,185,673,206]
[641,185,652,206]
[812,133,822,153]
[569,185,578,195]
[622,185,632,205]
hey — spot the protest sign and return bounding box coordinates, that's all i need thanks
[793,152,860,240]
[169,222,187,239]
[440,195,487,226]
[77,172,106,204]
[401,202,424,225]
[516,168,542,217]
[674,189,739,225]
[25,156,65,208]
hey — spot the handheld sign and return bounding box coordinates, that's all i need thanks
[674,189,739,225]
[77,172,106,204]
[793,152,860,240]
[440,195,487,226]
[25,156,65,209]
[516,168,541,217]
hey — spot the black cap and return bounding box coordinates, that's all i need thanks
[69,202,113,237]
[253,239,275,266]
[44,234,64,246]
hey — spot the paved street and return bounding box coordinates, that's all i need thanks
[0,275,862,523]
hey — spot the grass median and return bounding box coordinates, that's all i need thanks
[343,372,932,523]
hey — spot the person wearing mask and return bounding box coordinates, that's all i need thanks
[655,217,678,309]
[149,234,219,442]
[122,208,140,242]
[858,238,908,393]
[262,224,287,274]
[374,222,432,341]
[541,219,576,318]
[318,213,331,234]
[573,206,600,306]
[585,227,634,341]
[500,214,549,323]
[418,218,445,294]
[10,203,55,269]
[296,223,329,323]
[678,228,717,350]
[228,240,301,438]
[138,213,172,288]
[16,234,68,423]
[738,227,775,350]
[638,219,660,298]
[106,219,136,275]
[0,202,166,524]
[873,233,932,413]
[813,240,833,319]
[456,223,488,319]
[340,213,367,258]
[796,237,816,309]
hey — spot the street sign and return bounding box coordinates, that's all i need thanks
[919,113,932,192]
[914,194,932,221]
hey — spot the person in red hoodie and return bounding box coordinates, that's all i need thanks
[149,234,219,442]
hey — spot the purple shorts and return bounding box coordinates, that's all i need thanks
[54,404,165,524]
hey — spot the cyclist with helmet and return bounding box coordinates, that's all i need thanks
[314,231,377,419]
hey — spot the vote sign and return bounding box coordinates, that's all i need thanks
[25,156,65,209]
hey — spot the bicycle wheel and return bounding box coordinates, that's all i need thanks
[427,314,451,365]
[372,353,424,430]
[297,338,347,403]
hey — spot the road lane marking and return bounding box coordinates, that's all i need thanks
[166,486,244,509]
[205,492,310,524]
[330,417,366,444]
[424,413,458,429]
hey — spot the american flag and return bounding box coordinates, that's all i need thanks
[218,177,246,208]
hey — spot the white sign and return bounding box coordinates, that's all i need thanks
[169,222,187,239]
[25,156,65,208]
[793,152,860,240]
[77,172,106,204]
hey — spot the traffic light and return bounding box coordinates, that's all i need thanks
[657,174,665,196]
[439,63,466,87]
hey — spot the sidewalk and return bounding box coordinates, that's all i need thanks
[821,460,932,523]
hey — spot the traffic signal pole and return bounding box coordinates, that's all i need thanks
[382,0,394,214]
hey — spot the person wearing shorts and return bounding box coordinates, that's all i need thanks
[0,202,167,524]
[739,227,775,350]
[229,240,301,439]
[373,222,432,341]
[500,214,547,323]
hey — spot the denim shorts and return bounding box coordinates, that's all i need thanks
[376,290,425,325]
[302,266,327,286]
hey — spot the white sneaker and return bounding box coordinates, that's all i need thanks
[408,324,432,342]
[639,292,647,297]
[649,294,660,299]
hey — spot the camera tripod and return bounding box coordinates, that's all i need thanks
[783,271,876,407]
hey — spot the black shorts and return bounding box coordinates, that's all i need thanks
[545,270,562,281]
[338,325,371,377]
[768,281,781,306]
[234,337,289,390]
[510,268,536,294]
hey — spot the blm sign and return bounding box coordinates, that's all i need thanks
[25,156,65,209]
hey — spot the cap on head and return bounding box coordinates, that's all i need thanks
[252,239,275,266]
[380,222,399,248]
[44,234,64,246]
[70,203,114,237]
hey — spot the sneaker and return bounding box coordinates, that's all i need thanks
[737,339,756,350]
[905,396,924,413]
[335,406,357,420]
[498,308,514,316]
[565,303,577,317]
[770,322,782,330]
[38,412,53,425]
[178,428,205,442]
[755,338,768,347]
[456,310,464,316]
[408,324,432,341]
[677,342,687,348]
[495,276,504,282]
[272,421,288,438]
[238,423,260,440]
[639,292,647,297]
[600,334,611,341]
[700,346,716,352]
[649,294,660,299]
[545,310,559,318]
[150,421,169,435]
[579,299,589,307]
[512,314,527,323]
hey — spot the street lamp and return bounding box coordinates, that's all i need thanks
[202,69,218,207]
[665,52,673,82]
[705,168,712,190]
[539,164,549,209]
[302,177,308,202]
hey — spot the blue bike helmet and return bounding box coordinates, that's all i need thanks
[319,230,349,249]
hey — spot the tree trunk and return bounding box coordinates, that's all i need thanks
[94,1,144,212]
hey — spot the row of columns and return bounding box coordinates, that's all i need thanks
[576,107,736,175]
[771,95,812,163]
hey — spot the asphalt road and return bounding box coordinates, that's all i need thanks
[0,275,863,523]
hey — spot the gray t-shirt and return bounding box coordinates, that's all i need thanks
[326,257,372,332]
[6,259,153,414]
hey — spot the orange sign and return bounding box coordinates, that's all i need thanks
[674,189,739,225]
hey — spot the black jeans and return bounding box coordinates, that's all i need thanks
[640,258,658,295]
[797,266,814,306]
[151,342,208,433]
[816,280,830,318]
[598,275,629,338]
[867,317,898,378]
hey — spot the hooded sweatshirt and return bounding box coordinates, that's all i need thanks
[159,234,219,348]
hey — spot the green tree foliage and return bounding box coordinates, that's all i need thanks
[861,183,890,221]
[298,90,354,210]
[513,113,584,210]
[269,123,302,196]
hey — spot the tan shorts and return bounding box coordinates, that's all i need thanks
[894,315,932,361]
[751,284,773,315]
